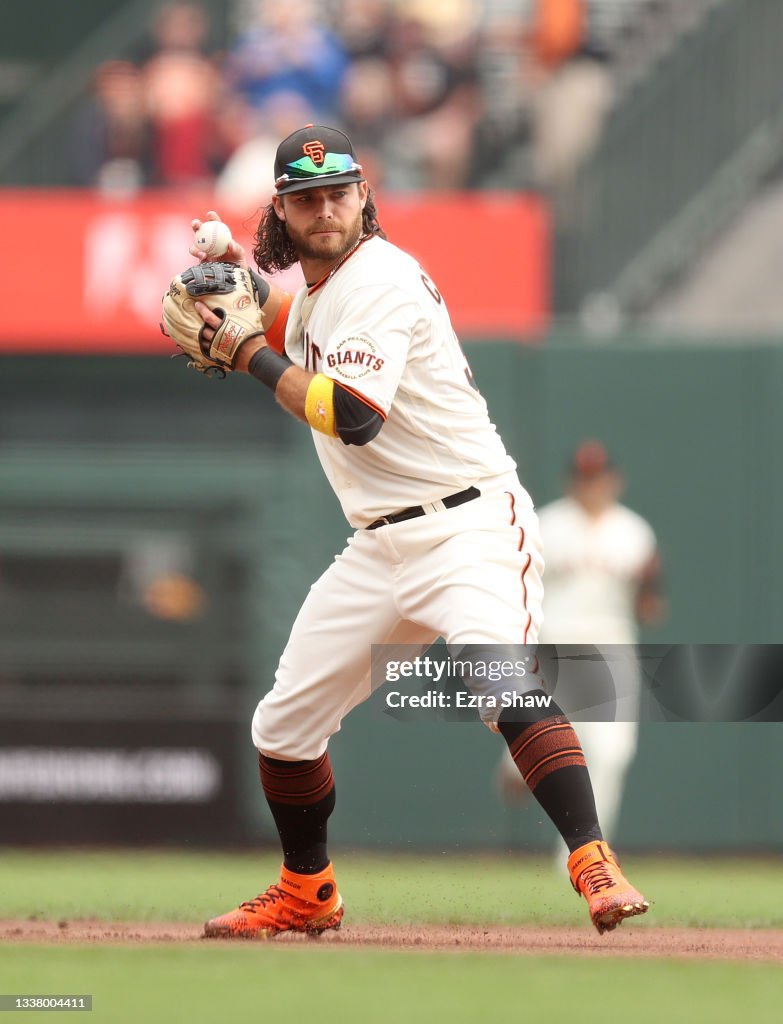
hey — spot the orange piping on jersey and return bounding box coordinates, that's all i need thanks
[506,491,533,643]
[520,551,533,644]
[334,381,388,421]
[264,292,293,354]
[307,235,373,296]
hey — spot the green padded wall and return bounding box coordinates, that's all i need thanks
[1,342,781,850]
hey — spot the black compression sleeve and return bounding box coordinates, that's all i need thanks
[333,384,384,446]
[248,347,293,392]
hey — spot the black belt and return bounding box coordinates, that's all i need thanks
[366,486,480,530]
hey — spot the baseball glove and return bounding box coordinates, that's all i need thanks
[161,262,265,376]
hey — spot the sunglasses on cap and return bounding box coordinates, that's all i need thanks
[275,152,364,189]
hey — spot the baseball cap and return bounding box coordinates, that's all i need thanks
[274,125,364,195]
[570,440,615,478]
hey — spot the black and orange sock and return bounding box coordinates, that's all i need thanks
[498,699,602,853]
[258,752,336,875]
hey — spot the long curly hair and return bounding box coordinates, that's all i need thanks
[252,186,386,274]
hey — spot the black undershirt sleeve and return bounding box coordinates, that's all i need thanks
[333,384,384,446]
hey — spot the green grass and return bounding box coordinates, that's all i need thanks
[2,849,783,928]
[2,946,781,1024]
[2,851,782,1024]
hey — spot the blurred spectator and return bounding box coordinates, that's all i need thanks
[526,0,613,191]
[529,0,586,69]
[227,1,348,121]
[141,2,227,187]
[214,92,317,212]
[469,0,613,192]
[529,50,613,192]
[132,0,215,64]
[339,58,396,187]
[69,60,153,192]
[335,0,395,60]
[378,0,484,190]
[467,7,537,187]
[66,0,652,195]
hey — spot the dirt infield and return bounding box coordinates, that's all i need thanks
[2,919,782,961]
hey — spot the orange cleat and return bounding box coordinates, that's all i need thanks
[203,862,344,939]
[567,840,649,935]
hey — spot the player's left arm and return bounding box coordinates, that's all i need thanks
[252,280,415,443]
[252,351,383,445]
[200,326,382,445]
[197,279,413,444]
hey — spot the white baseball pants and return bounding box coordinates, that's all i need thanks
[252,481,544,760]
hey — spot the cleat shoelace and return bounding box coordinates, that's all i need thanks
[579,862,617,895]
[239,885,289,912]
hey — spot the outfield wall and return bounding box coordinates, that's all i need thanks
[1,340,781,850]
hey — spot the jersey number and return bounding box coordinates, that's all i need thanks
[421,273,478,391]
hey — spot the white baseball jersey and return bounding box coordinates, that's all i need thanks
[282,235,522,527]
[538,497,657,645]
[253,233,545,759]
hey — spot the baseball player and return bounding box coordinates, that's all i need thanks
[187,126,648,938]
[498,441,665,848]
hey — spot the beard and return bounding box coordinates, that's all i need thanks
[286,207,364,264]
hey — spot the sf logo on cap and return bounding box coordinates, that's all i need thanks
[302,141,325,166]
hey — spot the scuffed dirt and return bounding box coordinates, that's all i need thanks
[2,919,782,961]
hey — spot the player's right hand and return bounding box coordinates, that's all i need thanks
[190,210,249,270]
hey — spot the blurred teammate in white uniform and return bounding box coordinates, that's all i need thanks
[499,441,665,848]
[186,127,648,938]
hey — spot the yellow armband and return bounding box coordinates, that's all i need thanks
[304,374,338,437]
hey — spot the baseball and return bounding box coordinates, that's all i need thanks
[195,220,233,259]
